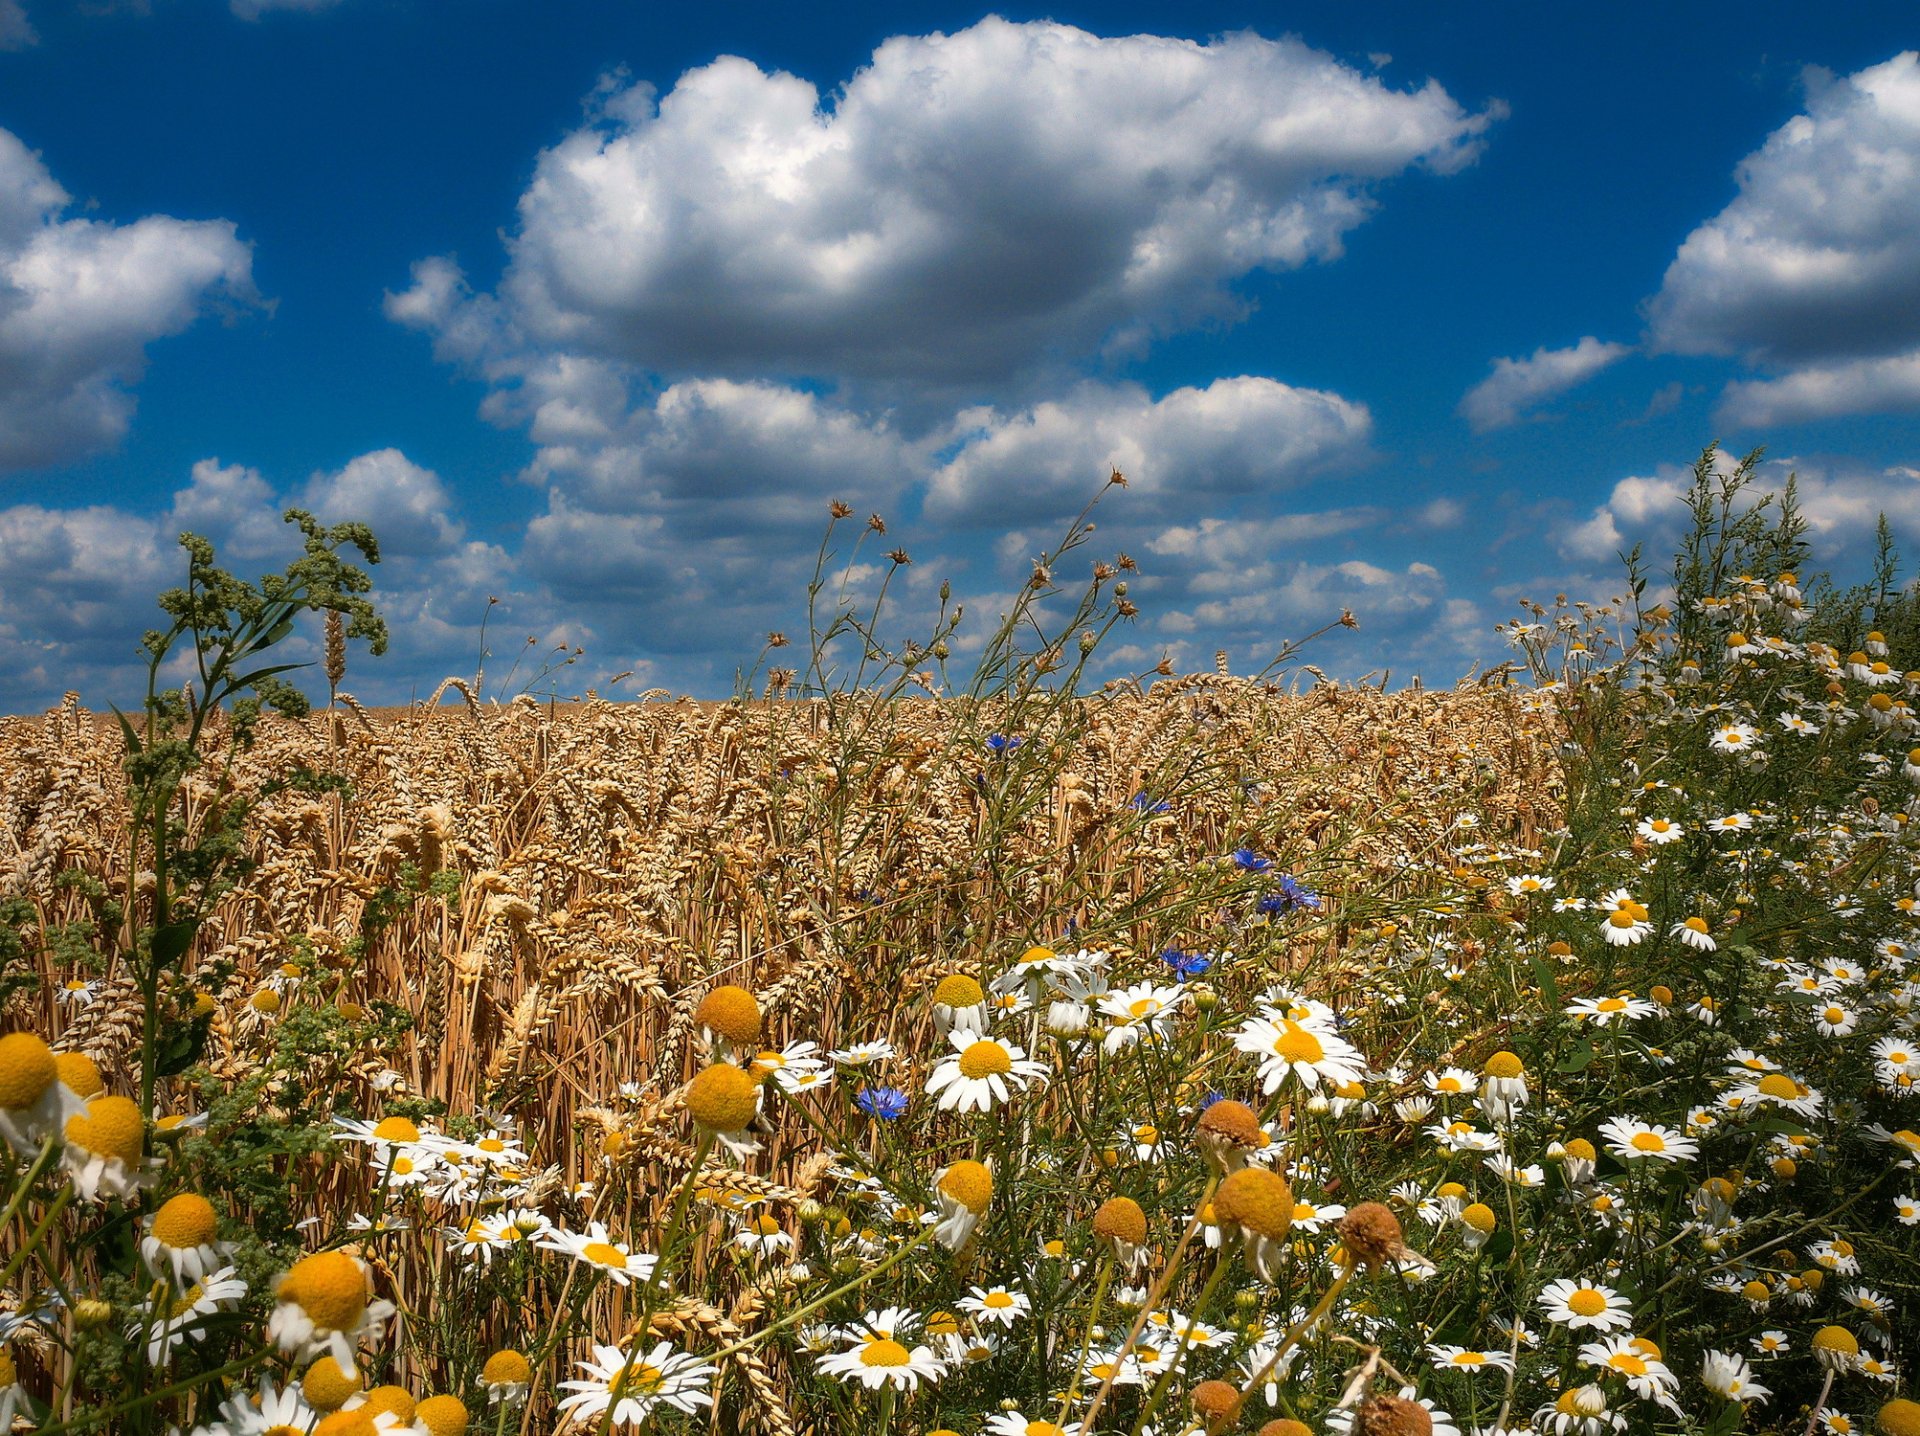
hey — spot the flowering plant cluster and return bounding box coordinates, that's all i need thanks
[0,470,1914,1435]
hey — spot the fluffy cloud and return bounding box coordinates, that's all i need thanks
[299,448,464,557]
[0,128,255,471]
[0,1,33,49]
[394,18,1497,392]
[1458,336,1631,432]
[926,377,1372,526]
[1559,451,1920,565]
[1645,52,1920,424]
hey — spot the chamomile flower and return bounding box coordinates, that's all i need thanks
[1672,916,1716,950]
[1428,1345,1514,1374]
[132,1265,249,1364]
[1709,723,1759,755]
[1696,1348,1770,1404]
[1565,995,1660,1026]
[929,974,990,1036]
[1232,1012,1367,1093]
[1096,982,1185,1052]
[984,1413,1084,1436]
[1578,1335,1677,1402]
[141,1193,233,1285]
[958,1285,1031,1327]
[1538,1279,1634,1331]
[555,1342,714,1427]
[0,1032,83,1156]
[924,1032,1046,1113]
[63,1094,152,1201]
[1598,1117,1698,1163]
[1635,817,1684,844]
[537,1223,659,1286]
[828,1039,898,1067]
[267,1251,397,1375]
[818,1331,948,1392]
[931,1159,993,1250]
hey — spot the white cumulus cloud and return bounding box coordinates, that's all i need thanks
[0,0,34,49]
[926,377,1373,526]
[392,17,1498,392]
[1645,51,1920,425]
[1458,336,1631,432]
[0,127,255,472]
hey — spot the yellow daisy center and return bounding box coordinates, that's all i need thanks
[859,1339,912,1367]
[933,974,985,1008]
[281,1251,369,1331]
[938,1159,993,1213]
[957,1041,1013,1079]
[1566,1289,1608,1317]
[151,1193,219,1250]
[372,1116,421,1143]
[0,1032,57,1111]
[1272,1022,1325,1064]
[1630,1132,1668,1153]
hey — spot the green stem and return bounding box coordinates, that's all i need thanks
[1053,1253,1114,1428]
[33,1343,275,1436]
[708,1223,941,1362]
[1129,1253,1233,1436]
[0,1183,73,1297]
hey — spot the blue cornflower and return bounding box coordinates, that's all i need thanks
[1130,792,1171,813]
[985,734,1024,754]
[1231,848,1271,873]
[855,1086,908,1120]
[1160,948,1211,980]
[1257,874,1322,915]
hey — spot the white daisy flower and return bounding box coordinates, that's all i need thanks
[923,1031,1047,1113]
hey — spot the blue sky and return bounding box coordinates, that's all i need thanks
[3,2,1919,707]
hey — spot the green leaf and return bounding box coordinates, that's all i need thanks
[1527,953,1561,1007]
[108,702,141,757]
[1555,1039,1596,1074]
[154,1019,209,1077]
[151,919,198,970]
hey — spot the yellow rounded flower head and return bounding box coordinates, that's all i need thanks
[1460,1202,1496,1234]
[1215,1168,1293,1238]
[1190,1378,1242,1431]
[64,1093,147,1200]
[694,985,762,1047]
[314,1411,379,1436]
[685,1063,761,1134]
[356,1385,415,1422]
[931,974,985,1009]
[152,1193,219,1249]
[1259,1423,1314,1436]
[1092,1195,1148,1248]
[481,1348,532,1389]
[54,1051,104,1099]
[281,1251,371,1332]
[1878,1398,1920,1436]
[303,1354,364,1410]
[955,1040,1011,1079]
[0,1032,56,1111]
[1339,1202,1407,1272]
[1562,1138,1596,1162]
[1482,1051,1524,1079]
[1812,1325,1859,1370]
[937,1158,993,1214]
[415,1394,470,1436]
[371,1116,421,1144]
[1354,1392,1433,1436]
